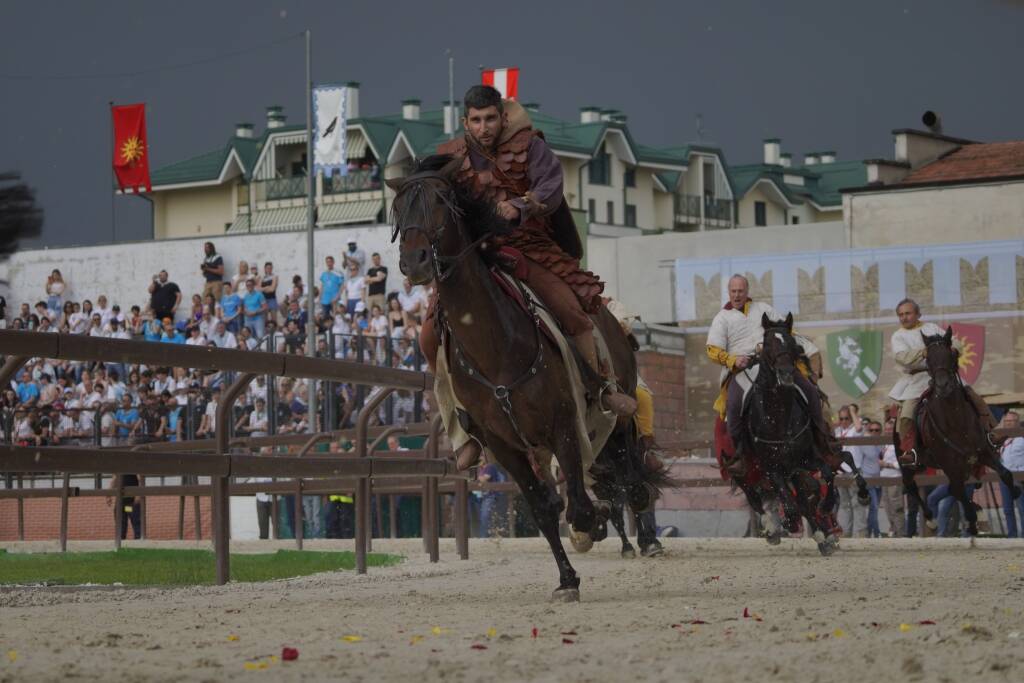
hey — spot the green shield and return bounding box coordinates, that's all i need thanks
[825,329,883,398]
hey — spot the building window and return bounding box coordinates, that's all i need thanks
[606,201,615,224]
[791,216,800,225]
[588,198,596,223]
[624,167,636,188]
[588,143,611,185]
[754,201,767,227]
[625,204,637,227]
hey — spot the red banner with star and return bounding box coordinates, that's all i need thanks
[112,103,151,193]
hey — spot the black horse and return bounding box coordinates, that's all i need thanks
[738,313,867,555]
[898,326,1021,535]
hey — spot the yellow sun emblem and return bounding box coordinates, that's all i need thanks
[120,136,145,164]
[955,334,977,369]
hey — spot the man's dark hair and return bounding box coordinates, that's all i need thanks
[204,241,215,251]
[463,85,503,114]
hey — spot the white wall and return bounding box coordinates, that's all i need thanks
[154,184,236,240]
[0,224,404,318]
[847,180,1024,248]
[588,221,847,324]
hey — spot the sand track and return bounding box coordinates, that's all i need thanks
[2,537,1023,682]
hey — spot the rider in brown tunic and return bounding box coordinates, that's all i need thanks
[420,85,637,469]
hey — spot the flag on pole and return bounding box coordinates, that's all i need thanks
[481,67,519,100]
[112,103,151,193]
[313,86,347,177]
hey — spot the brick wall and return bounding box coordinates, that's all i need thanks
[0,496,212,542]
[638,350,686,443]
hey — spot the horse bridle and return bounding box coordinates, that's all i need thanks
[749,326,811,446]
[391,173,491,283]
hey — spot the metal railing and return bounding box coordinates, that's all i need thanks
[323,169,381,195]
[261,176,307,200]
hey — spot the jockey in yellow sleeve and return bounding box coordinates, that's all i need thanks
[706,274,831,476]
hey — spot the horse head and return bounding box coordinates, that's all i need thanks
[922,325,959,398]
[760,312,798,388]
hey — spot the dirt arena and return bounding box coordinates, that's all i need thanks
[2,536,1023,682]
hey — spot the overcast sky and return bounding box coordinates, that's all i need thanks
[2,0,1022,248]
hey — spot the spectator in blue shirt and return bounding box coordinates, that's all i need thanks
[319,256,343,319]
[242,278,269,339]
[159,318,185,344]
[143,317,162,342]
[15,371,39,406]
[219,282,243,333]
[113,395,140,439]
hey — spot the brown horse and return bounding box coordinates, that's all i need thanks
[389,155,657,601]
[898,326,1021,535]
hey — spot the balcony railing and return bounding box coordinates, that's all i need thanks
[263,176,307,200]
[324,169,381,195]
[673,193,733,229]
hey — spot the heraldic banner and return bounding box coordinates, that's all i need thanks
[112,103,151,193]
[826,329,882,398]
[313,86,347,177]
[950,322,985,385]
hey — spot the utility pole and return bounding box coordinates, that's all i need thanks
[446,49,454,140]
[304,29,318,426]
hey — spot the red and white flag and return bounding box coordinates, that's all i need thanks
[481,67,519,100]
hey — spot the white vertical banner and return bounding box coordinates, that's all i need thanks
[313,85,347,177]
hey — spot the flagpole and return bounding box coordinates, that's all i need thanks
[304,28,317,427]
[446,49,454,140]
[109,101,115,243]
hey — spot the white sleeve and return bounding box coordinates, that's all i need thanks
[706,313,728,349]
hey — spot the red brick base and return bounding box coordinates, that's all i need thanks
[638,350,686,442]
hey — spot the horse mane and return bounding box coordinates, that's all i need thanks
[404,155,513,240]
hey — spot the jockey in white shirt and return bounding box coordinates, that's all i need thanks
[888,298,997,465]
[706,274,834,476]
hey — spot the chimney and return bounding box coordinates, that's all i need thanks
[610,113,627,124]
[579,106,601,124]
[235,122,254,139]
[922,110,943,134]
[819,150,836,164]
[780,152,792,168]
[763,138,781,165]
[803,152,819,166]
[443,100,460,135]
[522,102,540,112]
[401,98,421,121]
[599,108,618,122]
[266,106,286,129]
[345,81,360,120]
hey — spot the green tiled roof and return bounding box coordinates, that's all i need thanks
[730,159,867,208]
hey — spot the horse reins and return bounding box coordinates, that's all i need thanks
[394,173,546,452]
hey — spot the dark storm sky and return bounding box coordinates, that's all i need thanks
[2,0,1022,249]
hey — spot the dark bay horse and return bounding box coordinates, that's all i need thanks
[898,326,1021,535]
[739,314,867,555]
[389,155,662,601]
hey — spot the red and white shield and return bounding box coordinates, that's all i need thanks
[949,322,985,385]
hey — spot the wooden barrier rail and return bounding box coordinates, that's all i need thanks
[0,330,465,584]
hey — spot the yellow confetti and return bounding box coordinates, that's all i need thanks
[486,628,497,638]
[6,650,16,663]
[961,622,973,630]
[257,662,268,670]
[243,662,260,671]
[899,623,912,632]
[431,626,443,635]
[805,632,818,641]
[1009,564,1020,572]
[341,635,363,643]
[227,635,239,641]
[832,629,845,638]
[269,656,279,662]
[410,635,424,645]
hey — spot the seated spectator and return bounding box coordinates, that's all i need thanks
[185,324,206,346]
[15,371,39,407]
[208,320,237,349]
[128,305,145,336]
[159,318,185,344]
[398,277,429,327]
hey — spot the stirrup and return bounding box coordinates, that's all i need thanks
[898,448,919,467]
[986,432,1000,449]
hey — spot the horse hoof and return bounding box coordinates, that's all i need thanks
[628,481,659,514]
[569,528,594,554]
[641,543,665,558]
[551,587,580,603]
[621,547,637,559]
[817,541,837,557]
[590,520,609,543]
[925,519,938,531]
[857,493,870,506]
[765,532,783,546]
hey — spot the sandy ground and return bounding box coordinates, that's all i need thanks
[1,536,1023,682]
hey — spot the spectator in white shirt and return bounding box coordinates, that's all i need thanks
[208,321,237,349]
[343,264,367,316]
[878,417,905,537]
[859,420,885,538]
[397,277,429,327]
[95,295,113,329]
[834,404,868,538]
[998,411,1024,538]
[185,325,207,346]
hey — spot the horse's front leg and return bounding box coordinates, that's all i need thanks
[548,408,597,535]
[901,468,935,531]
[489,437,580,601]
[947,479,979,537]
